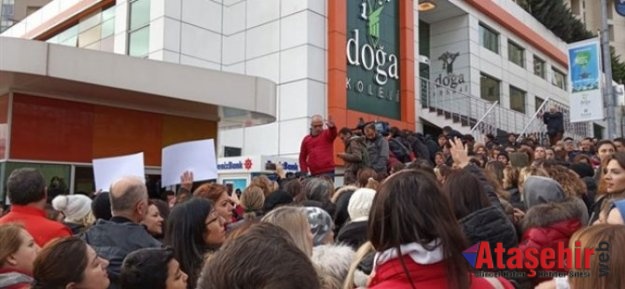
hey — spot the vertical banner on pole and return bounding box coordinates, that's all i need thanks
[568,38,605,123]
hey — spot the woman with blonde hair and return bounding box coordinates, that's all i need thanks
[0,224,40,289]
[261,206,313,257]
[240,186,265,221]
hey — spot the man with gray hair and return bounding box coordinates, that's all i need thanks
[82,176,161,289]
[299,114,337,178]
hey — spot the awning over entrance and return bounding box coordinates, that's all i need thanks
[0,37,277,128]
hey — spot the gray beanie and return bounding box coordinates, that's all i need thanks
[304,206,333,246]
[523,176,565,209]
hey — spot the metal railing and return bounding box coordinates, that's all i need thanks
[419,77,589,144]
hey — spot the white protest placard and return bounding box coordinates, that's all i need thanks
[93,152,145,191]
[161,139,218,187]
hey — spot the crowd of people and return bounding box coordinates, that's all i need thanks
[0,115,625,289]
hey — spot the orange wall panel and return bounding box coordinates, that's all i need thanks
[162,115,217,148]
[92,106,162,166]
[11,93,94,162]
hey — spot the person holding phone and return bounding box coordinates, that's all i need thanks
[299,115,337,179]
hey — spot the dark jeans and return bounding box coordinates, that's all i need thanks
[549,132,563,146]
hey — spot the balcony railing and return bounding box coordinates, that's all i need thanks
[419,77,589,145]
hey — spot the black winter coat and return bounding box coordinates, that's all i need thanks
[82,218,162,289]
[459,206,518,251]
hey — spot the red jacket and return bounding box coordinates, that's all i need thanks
[0,205,71,247]
[518,218,582,285]
[369,255,514,289]
[299,126,337,175]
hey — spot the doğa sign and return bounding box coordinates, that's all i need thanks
[346,0,400,119]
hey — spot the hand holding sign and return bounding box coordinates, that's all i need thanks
[161,139,218,187]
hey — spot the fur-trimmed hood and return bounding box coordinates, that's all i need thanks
[312,244,355,287]
[332,185,359,203]
[521,197,588,231]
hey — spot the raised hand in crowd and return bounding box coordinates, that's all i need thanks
[449,137,470,169]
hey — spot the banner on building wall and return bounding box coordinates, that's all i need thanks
[567,38,604,122]
[616,0,625,17]
[346,0,401,119]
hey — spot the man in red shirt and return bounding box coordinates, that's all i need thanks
[0,168,71,246]
[299,115,337,178]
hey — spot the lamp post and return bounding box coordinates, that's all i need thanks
[601,0,617,138]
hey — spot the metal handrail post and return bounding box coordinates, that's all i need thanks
[471,101,499,133]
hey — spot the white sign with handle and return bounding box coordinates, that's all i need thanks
[161,139,218,187]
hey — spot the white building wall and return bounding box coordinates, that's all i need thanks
[441,0,571,115]
[146,0,327,158]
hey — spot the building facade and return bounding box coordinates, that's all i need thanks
[3,0,596,192]
[0,0,277,199]
[0,0,51,32]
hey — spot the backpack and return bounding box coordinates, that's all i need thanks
[389,138,413,163]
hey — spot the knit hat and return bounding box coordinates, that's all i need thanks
[52,194,92,223]
[523,176,565,209]
[304,206,334,246]
[92,192,112,220]
[347,188,376,222]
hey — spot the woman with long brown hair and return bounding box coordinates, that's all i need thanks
[32,237,109,289]
[591,152,625,223]
[0,224,40,289]
[366,169,513,289]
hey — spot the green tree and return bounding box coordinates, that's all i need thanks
[523,0,625,84]
[612,47,625,84]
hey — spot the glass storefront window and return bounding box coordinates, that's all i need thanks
[129,26,149,57]
[508,41,524,67]
[2,162,71,204]
[510,86,526,113]
[480,73,500,103]
[479,23,499,54]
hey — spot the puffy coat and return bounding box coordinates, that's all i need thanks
[369,255,514,289]
[299,126,337,175]
[82,217,162,289]
[514,199,586,288]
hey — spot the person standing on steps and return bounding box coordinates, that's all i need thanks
[299,115,337,179]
